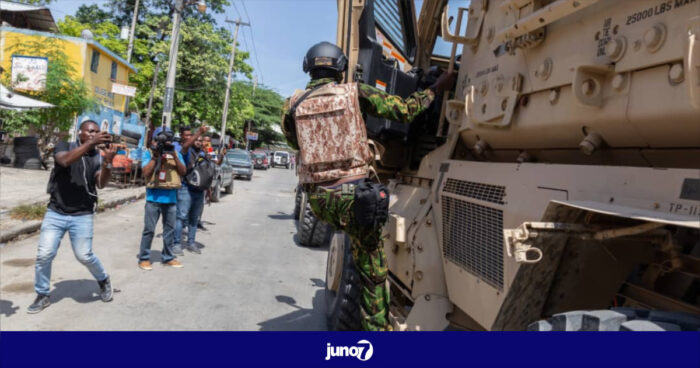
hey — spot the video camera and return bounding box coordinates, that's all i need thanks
[154,130,175,153]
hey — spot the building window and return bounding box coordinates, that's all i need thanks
[90,50,100,73]
[110,61,117,80]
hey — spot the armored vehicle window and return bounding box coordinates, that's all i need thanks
[373,0,417,63]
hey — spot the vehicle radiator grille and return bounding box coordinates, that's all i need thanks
[441,195,504,290]
[443,178,505,205]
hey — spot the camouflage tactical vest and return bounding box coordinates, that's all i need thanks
[290,82,372,184]
[146,152,182,190]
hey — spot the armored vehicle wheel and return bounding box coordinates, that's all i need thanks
[293,185,303,219]
[528,308,700,331]
[325,232,362,331]
[297,194,330,248]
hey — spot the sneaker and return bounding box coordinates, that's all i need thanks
[172,244,184,256]
[163,259,183,268]
[97,277,113,302]
[194,243,204,249]
[139,260,153,271]
[27,294,50,314]
[185,245,201,254]
[197,222,208,231]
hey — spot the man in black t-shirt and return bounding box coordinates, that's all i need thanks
[28,120,117,314]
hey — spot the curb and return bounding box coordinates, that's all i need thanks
[0,192,145,244]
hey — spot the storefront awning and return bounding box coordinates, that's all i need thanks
[0,84,54,110]
[0,1,58,32]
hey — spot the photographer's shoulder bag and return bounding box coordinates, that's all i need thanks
[290,82,373,184]
[184,149,216,191]
[146,151,181,190]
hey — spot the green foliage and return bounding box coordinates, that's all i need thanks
[0,39,95,146]
[52,0,282,146]
[10,204,47,221]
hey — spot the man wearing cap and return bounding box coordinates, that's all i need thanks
[137,126,187,270]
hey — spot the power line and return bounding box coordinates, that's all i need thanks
[240,0,264,85]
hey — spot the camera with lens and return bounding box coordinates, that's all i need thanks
[154,130,175,153]
[96,133,116,150]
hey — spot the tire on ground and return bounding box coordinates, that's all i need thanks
[293,185,303,219]
[325,232,362,331]
[297,199,330,247]
[225,179,234,194]
[527,308,700,331]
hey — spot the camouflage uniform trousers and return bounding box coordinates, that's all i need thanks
[307,184,392,331]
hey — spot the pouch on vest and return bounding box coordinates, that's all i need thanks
[146,152,181,190]
[353,180,389,231]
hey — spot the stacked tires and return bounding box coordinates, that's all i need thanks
[294,185,331,248]
[12,137,41,169]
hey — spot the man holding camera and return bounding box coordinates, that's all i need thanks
[137,127,187,270]
[28,120,116,314]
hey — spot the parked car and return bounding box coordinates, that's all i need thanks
[226,149,253,180]
[251,151,269,170]
[210,155,234,203]
[272,151,289,169]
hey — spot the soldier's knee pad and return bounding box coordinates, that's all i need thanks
[353,180,389,231]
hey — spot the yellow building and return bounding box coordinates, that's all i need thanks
[0,25,137,117]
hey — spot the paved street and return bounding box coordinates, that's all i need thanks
[0,167,329,331]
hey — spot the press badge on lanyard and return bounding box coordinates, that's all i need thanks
[159,153,171,182]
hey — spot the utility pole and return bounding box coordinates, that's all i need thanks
[145,58,162,127]
[161,0,184,128]
[162,0,206,128]
[126,0,140,63]
[220,18,249,151]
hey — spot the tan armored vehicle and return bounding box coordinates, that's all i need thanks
[323,0,700,331]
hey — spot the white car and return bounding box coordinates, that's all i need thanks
[272,151,290,169]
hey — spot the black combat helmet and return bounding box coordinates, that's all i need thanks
[303,41,348,74]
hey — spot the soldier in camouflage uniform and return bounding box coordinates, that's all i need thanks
[282,42,454,331]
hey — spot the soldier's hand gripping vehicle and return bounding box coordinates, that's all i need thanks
[324,0,700,331]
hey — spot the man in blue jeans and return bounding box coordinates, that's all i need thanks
[137,127,187,271]
[28,120,116,314]
[172,124,207,255]
[173,135,207,254]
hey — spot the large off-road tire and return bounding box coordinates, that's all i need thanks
[297,193,331,248]
[293,185,303,219]
[224,179,234,194]
[528,308,700,331]
[325,232,362,331]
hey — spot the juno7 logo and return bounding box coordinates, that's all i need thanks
[324,340,374,361]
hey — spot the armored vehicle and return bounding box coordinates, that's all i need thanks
[324,0,700,331]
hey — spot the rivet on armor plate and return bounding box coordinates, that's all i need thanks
[612,74,626,91]
[548,89,559,104]
[669,63,684,84]
[605,37,625,61]
[415,271,423,281]
[643,23,666,53]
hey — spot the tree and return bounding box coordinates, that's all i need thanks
[233,81,285,149]
[58,2,254,137]
[0,39,95,148]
